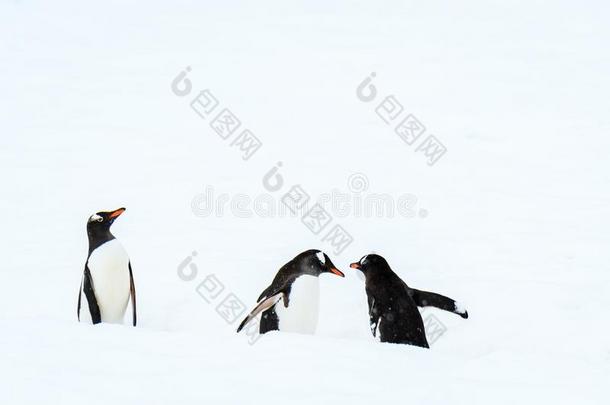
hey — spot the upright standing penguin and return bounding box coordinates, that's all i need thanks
[237,249,344,335]
[77,208,137,326]
[350,254,468,348]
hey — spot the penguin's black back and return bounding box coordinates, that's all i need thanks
[366,268,429,348]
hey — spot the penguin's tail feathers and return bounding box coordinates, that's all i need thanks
[236,293,283,333]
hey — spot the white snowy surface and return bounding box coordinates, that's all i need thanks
[1,1,609,404]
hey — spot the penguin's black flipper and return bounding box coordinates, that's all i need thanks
[410,288,468,319]
[257,292,289,334]
[256,285,274,303]
[237,292,283,333]
[83,265,102,324]
[77,280,83,321]
[128,262,137,327]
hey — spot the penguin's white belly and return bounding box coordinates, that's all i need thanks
[84,239,131,324]
[275,275,320,334]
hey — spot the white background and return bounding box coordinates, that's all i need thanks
[1,1,609,404]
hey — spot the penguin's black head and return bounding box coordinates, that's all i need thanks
[296,249,345,278]
[86,207,126,234]
[350,254,389,276]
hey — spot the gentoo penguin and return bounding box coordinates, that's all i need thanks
[77,208,137,326]
[350,254,468,348]
[236,249,344,335]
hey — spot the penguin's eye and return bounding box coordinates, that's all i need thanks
[96,217,103,222]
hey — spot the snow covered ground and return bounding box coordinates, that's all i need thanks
[1,1,609,403]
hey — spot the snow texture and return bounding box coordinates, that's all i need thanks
[1,1,609,404]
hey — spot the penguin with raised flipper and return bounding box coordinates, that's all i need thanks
[77,208,137,326]
[350,254,468,348]
[237,249,344,335]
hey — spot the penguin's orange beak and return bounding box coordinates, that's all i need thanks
[109,207,126,219]
[350,262,361,270]
[329,267,345,277]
